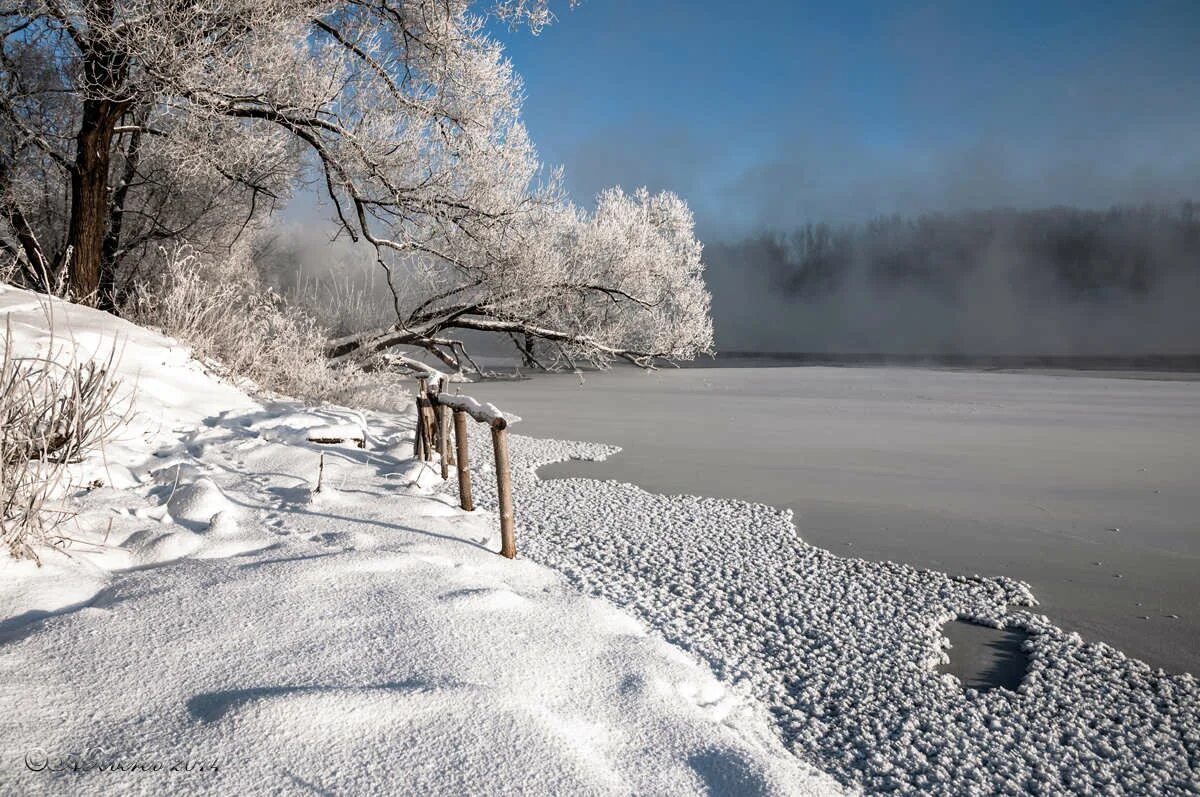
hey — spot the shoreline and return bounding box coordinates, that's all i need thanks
[706,351,1200,377]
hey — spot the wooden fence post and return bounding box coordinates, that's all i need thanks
[431,386,442,453]
[417,395,431,461]
[443,403,456,467]
[413,380,423,459]
[491,422,516,558]
[415,398,429,460]
[414,377,428,460]
[453,409,473,511]
[443,378,456,466]
[438,403,450,480]
[421,399,436,463]
[439,376,451,475]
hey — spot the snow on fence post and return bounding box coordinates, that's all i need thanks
[490,422,516,559]
[434,392,520,559]
[453,409,473,511]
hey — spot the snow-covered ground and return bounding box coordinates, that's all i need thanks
[4,285,1199,795]
[0,286,843,796]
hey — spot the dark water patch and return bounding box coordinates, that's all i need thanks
[940,619,1031,691]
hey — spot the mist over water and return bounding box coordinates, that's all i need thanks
[551,120,1200,358]
[704,205,1200,357]
[273,2,1200,360]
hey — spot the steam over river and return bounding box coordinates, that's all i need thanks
[470,364,1200,675]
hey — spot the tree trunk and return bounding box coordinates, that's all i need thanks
[522,332,536,367]
[65,0,129,310]
[102,108,147,307]
[66,99,123,308]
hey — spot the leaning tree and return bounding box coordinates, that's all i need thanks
[328,186,714,370]
[1,0,713,369]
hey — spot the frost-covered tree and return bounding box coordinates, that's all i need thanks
[1,0,552,305]
[1,0,713,369]
[330,187,714,369]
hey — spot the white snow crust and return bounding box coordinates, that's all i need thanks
[306,422,366,442]
[444,433,1200,795]
[436,392,520,426]
[0,286,841,796]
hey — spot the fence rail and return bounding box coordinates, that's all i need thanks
[412,373,518,559]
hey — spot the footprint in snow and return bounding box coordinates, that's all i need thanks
[687,747,773,797]
[186,681,451,724]
[308,530,380,550]
[439,587,528,612]
[415,500,460,518]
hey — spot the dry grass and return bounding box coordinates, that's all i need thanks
[122,244,404,410]
[0,317,128,562]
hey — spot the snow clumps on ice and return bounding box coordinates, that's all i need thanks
[448,433,1200,795]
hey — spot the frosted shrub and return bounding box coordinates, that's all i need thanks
[285,270,396,339]
[123,245,400,408]
[0,320,126,561]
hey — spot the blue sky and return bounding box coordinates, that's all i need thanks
[493,0,1200,236]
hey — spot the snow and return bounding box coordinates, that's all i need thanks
[436,392,520,427]
[447,405,1200,794]
[6,282,1198,794]
[305,422,366,443]
[0,285,841,795]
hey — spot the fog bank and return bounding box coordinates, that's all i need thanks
[705,204,1200,356]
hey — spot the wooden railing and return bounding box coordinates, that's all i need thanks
[413,373,518,559]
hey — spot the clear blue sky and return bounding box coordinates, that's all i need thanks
[493,0,1200,236]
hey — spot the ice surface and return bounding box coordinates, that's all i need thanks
[447,410,1200,794]
[471,366,1200,675]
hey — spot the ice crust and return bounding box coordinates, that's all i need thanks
[446,433,1200,795]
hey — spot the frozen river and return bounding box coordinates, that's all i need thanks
[469,365,1200,675]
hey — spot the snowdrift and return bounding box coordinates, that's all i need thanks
[0,285,842,795]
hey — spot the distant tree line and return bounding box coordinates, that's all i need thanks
[714,202,1200,303]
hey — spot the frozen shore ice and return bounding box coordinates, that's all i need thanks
[449,431,1200,794]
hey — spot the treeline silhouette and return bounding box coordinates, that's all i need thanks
[713,202,1200,302]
